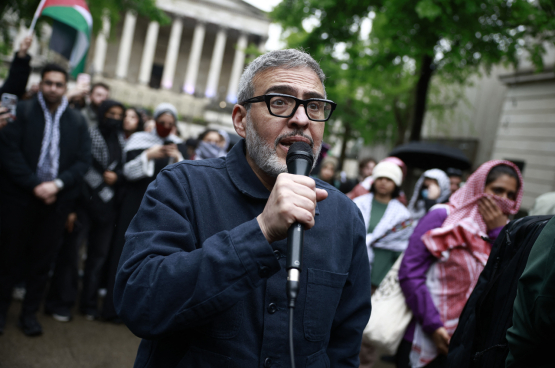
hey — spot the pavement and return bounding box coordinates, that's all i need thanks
[0,299,394,368]
[0,300,140,368]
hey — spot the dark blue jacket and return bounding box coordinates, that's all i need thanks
[115,140,371,368]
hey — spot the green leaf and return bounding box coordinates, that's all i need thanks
[415,0,442,21]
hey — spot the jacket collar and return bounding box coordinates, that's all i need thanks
[227,139,272,200]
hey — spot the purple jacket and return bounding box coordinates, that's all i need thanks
[399,207,502,342]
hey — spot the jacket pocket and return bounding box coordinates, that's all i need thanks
[305,348,330,368]
[303,268,349,342]
[177,346,232,368]
[198,299,244,339]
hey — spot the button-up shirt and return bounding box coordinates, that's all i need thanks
[115,140,371,368]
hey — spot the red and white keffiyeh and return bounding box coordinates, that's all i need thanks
[410,160,523,367]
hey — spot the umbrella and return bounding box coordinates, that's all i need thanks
[389,141,471,171]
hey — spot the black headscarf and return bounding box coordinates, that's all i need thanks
[97,99,125,166]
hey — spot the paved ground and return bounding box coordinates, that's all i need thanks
[0,300,393,368]
[0,300,140,368]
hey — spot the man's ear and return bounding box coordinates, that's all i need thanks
[232,104,247,139]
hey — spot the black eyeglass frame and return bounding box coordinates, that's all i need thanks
[239,93,337,122]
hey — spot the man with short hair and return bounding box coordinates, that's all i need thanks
[115,49,371,367]
[0,63,91,336]
[81,82,110,127]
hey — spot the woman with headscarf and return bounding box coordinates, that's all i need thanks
[397,161,523,368]
[79,100,126,320]
[195,129,227,160]
[408,169,451,225]
[100,103,182,321]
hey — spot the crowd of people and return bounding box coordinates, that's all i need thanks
[0,39,554,368]
[0,37,235,336]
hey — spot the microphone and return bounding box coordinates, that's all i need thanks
[285,141,314,307]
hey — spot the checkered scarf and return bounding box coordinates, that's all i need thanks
[411,160,523,367]
[36,92,68,182]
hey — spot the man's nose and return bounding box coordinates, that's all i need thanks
[287,104,310,129]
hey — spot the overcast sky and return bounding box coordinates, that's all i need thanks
[242,0,284,50]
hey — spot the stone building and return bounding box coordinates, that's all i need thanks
[8,0,269,136]
[89,0,269,131]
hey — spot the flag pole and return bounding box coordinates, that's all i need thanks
[28,0,48,36]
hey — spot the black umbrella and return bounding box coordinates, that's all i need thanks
[389,141,471,171]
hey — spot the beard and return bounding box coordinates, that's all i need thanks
[244,113,322,178]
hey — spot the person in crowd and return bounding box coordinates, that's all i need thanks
[354,161,413,287]
[505,216,555,367]
[0,35,34,131]
[0,63,91,336]
[45,100,126,322]
[81,83,110,128]
[359,157,377,182]
[398,161,523,368]
[315,158,340,188]
[100,103,183,322]
[0,35,33,99]
[195,128,227,159]
[354,161,413,368]
[114,49,371,367]
[446,168,463,195]
[347,156,407,202]
[98,107,144,321]
[528,191,555,216]
[407,169,451,224]
[348,157,408,204]
[184,138,198,159]
[122,107,144,140]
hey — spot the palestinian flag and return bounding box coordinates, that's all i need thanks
[37,0,92,77]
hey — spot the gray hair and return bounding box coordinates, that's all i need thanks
[237,49,326,107]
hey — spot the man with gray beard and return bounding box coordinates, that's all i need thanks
[115,49,371,368]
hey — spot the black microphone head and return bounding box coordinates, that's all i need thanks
[286,142,314,167]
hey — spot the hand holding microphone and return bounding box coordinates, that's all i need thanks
[257,174,328,243]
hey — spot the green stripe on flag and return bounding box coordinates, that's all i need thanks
[42,6,90,36]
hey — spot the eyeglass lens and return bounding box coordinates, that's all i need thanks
[269,95,332,120]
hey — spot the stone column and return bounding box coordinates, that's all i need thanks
[205,27,228,99]
[161,17,183,90]
[115,11,137,79]
[258,36,267,54]
[183,22,206,95]
[93,14,110,75]
[226,33,248,103]
[138,21,159,85]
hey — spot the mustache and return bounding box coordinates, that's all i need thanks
[273,130,314,149]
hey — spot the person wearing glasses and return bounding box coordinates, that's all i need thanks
[115,49,371,368]
[0,63,91,336]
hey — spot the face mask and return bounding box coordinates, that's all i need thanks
[196,141,226,159]
[421,189,429,199]
[156,122,172,138]
[104,118,122,130]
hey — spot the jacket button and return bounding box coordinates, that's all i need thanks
[267,303,277,314]
[258,266,270,278]
[264,357,272,367]
[273,250,281,260]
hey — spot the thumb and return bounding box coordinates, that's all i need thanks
[315,188,328,202]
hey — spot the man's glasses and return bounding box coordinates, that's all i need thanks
[239,93,337,122]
